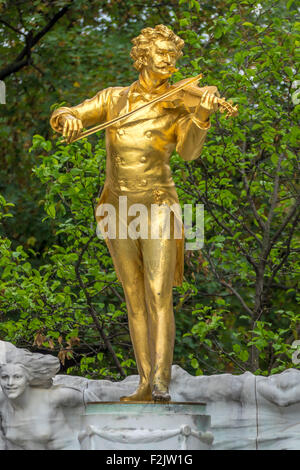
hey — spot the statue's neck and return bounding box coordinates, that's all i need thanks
[139,68,169,93]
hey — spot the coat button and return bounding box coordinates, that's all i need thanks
[118,129,125,136]
[141,179,147,186]
[145,131,152,138]
[140,156,146,163]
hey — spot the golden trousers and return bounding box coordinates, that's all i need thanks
[100,186,180,389]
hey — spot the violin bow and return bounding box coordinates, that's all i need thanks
[62,73,238,144]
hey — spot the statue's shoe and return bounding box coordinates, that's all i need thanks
[152,385,171,402]
[120,383,152,402]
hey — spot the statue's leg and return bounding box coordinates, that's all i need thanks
[141,222,177,402]
[106,236,152,401]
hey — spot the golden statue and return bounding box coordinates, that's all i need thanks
[50,25,237,402]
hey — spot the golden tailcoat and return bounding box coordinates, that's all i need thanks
[50,80,211,285]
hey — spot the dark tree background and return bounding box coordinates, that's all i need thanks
[0,0,299,379]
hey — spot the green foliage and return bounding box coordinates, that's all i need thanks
[0,136,132,379]
[170,0,300,374]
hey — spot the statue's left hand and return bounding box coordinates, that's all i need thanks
[195,90,218,122]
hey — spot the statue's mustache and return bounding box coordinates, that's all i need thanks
[157,65,178,73]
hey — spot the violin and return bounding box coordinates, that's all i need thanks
[65,73,238,143]
[171,74,238,118]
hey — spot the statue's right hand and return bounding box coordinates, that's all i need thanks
[62,115,83,143]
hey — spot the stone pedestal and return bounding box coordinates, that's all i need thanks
[79,402,213,450]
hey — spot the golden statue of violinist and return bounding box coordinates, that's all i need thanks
[50,25,237,402]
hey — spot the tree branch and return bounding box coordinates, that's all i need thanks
[184,165,259,270]
[239,164,266,231]
[205,250,254,317]
[0,19,26,36]
[0,3,71,80]
[265,212,300,291]
[270,197,300,248]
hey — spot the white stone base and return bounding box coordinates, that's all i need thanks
[2,341,300,450]
[79,402,213,450]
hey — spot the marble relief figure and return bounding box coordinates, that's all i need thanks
[1,341,300,450]
[0,346,83,450]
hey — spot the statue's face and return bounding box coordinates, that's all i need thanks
[0,363,29,400]
[145,39,178,78]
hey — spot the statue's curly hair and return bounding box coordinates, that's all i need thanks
[131,25,185,72]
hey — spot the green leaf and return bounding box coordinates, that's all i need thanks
[46,204,56,218]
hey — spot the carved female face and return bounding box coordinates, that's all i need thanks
[0,363,29,400]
